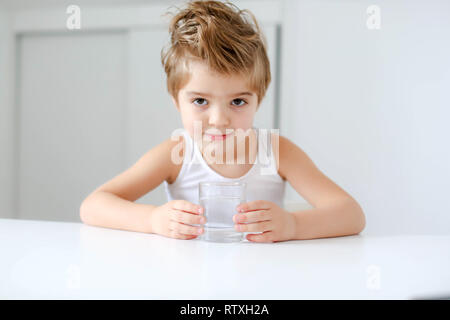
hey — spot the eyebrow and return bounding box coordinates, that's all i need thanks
[186,91,254,97]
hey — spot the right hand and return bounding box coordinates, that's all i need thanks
[150,200,206,240]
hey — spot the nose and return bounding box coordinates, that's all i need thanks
[208,105,230,128]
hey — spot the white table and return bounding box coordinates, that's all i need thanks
[1,218,449,299]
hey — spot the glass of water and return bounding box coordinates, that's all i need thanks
[198,181,246,243]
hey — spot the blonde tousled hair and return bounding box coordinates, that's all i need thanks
[160,0,271,106]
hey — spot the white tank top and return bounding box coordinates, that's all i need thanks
[163,128,286,208]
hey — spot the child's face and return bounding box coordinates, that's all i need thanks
[172,60,258,145]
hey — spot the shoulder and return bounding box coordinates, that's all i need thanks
[271,133,305,181]
[89,134,186,200]
[272,133,359,208]
[270,132,288,180]
[164,132,186,184]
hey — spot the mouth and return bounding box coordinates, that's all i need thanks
[204,130,234,141]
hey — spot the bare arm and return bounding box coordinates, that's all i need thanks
[278,135,366,240]
[291,200,366,240]
[79,137,180,234]
[80,191,156,233]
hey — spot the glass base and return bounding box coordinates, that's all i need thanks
[199,227,244,243]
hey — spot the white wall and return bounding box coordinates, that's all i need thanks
[284,0,450,235]
[0,0,285,222]
[0,7,15,219]
[2,0,449,235]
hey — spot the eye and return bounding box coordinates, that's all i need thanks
[231,99,247,107]
[191,97,248,108]
[192,98,208,107]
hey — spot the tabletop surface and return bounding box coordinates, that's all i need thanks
[1,218,449,300]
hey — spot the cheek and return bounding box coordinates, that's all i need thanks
[233,111,254,129]
[181,116,192,132]
[180,109,199,130]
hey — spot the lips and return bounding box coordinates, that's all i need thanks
[205,130,234,141]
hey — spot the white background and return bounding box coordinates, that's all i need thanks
[1,0,449,236]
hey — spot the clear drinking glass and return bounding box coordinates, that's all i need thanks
[198,181,246,243]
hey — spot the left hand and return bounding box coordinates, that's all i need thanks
[233,200,297,243]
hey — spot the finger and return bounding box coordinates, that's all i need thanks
[246,231,275,243]
[236,200,271,213]
[233,210,271,224]
[168,229,199,240]
[170,209,206,225]
[169,220,204,236]
[235,220,272,233]
[172,200,204,215]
